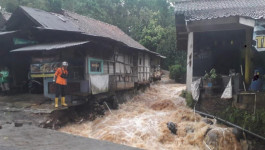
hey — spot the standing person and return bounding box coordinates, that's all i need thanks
[53,61,69,108]
[0,67,10,95]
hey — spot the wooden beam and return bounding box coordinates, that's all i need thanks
[188,16,239,26]
[239,17,255,27]
[186,16,254,32]
[245,29,253,85]
[187,23,250,32]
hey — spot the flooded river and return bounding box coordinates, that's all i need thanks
[60,78,241,150]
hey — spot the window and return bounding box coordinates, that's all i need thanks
[88,58,103,74]
[91,61,101,72]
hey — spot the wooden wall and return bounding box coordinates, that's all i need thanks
[114,51,135,90]
[138,52,151,83]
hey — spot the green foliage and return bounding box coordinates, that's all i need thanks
[46,0,62,13]
[169,64,186,83]
[0,0,182,70]
[139,17,165,51]
[168,50,186,83]
[203,68,219,80]
[180,90,194,108]
[0,0,61,13]
[220,107,265,137]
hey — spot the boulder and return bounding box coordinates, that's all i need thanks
[167,122,177,135]
[204,128,241,150]
[232,128,243,140]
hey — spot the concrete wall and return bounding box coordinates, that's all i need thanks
[186,32,194,92]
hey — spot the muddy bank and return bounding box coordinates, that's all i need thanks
[0,83,149,130]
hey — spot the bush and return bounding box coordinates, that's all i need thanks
[180,90,194,108]
[220,107,265,137]
[169,64,186,83]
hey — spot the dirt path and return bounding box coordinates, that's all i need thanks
[60,78,241,150]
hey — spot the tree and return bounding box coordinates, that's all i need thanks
[1,0,182,71]
[47,0,62,13]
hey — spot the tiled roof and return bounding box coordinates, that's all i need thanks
[18,6,155,54]
[64,10,150,52]
[175,0,265,21]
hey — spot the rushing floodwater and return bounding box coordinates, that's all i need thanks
[60,78,241,150]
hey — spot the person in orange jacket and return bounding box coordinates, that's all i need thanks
[53,61,69,108]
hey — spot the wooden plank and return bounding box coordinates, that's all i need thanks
[109,62,114,74]
[103,62,108,74]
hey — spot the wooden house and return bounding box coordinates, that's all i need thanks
[0,6,163,99]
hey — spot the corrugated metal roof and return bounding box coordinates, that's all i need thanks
[158,55,166,59]
[10,41,89,52]
[19,6,154,54]
[20,6,80,32]
[0,31,16,36]
[175,0,265,21]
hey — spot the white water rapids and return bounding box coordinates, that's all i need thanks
[60,78,241,150]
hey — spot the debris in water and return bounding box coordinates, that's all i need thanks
[166,122,177,135]
[185,125,194,134]
[202,118,214,125]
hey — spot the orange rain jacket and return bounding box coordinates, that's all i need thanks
[55,68,68,85]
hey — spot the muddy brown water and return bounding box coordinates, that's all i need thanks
[60,79,241,150]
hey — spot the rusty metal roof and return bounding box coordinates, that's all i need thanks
[175,0,265,21]
[10,41,89,52]
[18,6,153,54]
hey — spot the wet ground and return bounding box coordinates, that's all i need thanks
[0,94,139,150]
[0,94,54,126]
[60,76,242,150]
[0,124,140,150]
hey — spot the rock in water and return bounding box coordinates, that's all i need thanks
[167,122,177,135]
[205,128,241,150]
[185,126,194,134]
[232,128,242,140]
[202,118,213,125]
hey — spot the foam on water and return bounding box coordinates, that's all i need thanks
[60,82,240,150]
